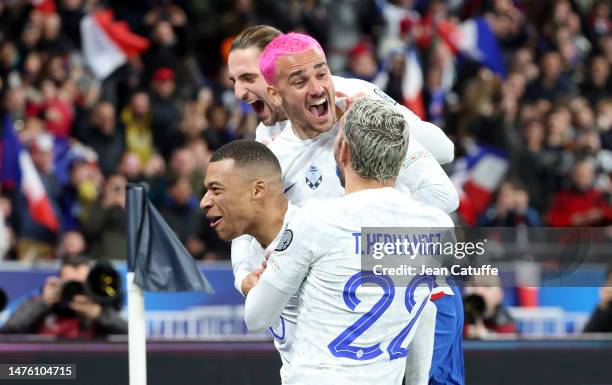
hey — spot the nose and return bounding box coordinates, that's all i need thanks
[234,82,248,100]
[200,190,213,210]
[307,79,324,97]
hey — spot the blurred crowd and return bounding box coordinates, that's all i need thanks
[0,0,610,263]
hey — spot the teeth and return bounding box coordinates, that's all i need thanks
[310,98,326,106]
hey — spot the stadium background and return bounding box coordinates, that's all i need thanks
[0,0,611,384]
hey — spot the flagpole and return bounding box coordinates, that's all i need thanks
[127,272,147,385]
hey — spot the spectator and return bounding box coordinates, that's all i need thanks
[14,133,62,261]
[584,267,612,333]
[599,99,612,151]
[116,152,146,184]
[342,41,380,83]
[121,91,153,165]
[463,277,517,339]
[167,147,204,196]
[0,255,127,337]
[150,67,182,159]
[57,0,85,48]
[78,101,124,177]
[37,12,73,56]
[59,159,102,231]
[203,103,235,150]
[580,55,611,106]
[524,51,577,103]
[510,121,559,212]
[547,159,612,226]
[478,180,542,226]
[57,230,86,259]
[81,175,127,260]
[142,19,185,87]
[158,174,203,257]
[26,78,74,139]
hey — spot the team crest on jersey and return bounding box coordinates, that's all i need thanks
[275,228,293,252]
[373,87,398,105]
[305,164,323,190]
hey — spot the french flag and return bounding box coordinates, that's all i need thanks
[451,144,509,225]
[456,17,507,78]
[80,10,150,80]
[0,116,59,232]
[402,47,426,119]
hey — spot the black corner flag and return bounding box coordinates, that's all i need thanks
[126,183,213,293]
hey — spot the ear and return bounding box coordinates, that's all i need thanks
[251,178,266,201]
[339,140,350,168]
[266,85,282,106]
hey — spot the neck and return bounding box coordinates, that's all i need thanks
[292,122,321,140]
[343,169,395,194]
[250,196,289,248]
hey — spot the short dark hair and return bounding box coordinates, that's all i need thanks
[230,25,282,53]
[211,139,281,177]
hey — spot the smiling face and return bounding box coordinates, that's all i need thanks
[228,47,285,126]
[200,159,256,241]
[272,48,336,139]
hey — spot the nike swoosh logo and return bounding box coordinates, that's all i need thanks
[283,182,297,194]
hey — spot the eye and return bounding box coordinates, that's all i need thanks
[294,80,305,88]
[317,72,327,80]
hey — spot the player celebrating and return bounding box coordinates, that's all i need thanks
[228,25,455,162]
[228,29,465,385]
[243,96,454,385]
[200,139,301,379]
[231,30,458,289]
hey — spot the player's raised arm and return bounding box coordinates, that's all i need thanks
[395,103,455,165]
[244,213,314,332]
[398,138,459,213]
[332,76,455,164]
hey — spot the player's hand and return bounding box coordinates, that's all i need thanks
[69,294,102,320]
[41,276,62,305]
[335,91,367,112]
[241,267,265,296]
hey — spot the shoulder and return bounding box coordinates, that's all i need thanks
[332,75,398,105]
[267,124,297,153]
[287,199,341,231]
[255,122,285,143]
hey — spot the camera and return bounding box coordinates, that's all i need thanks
[463,293,486,324]
[55,261,123,317]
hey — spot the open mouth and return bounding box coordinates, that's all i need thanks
[207,215,223,228]
[250,100,265,115]
[307,97,329,120]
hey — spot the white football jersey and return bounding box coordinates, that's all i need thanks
[267,122,344,207]
[240,204,300,380]
[260,187,455,385]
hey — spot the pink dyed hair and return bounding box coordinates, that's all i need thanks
[259,32,325,85]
